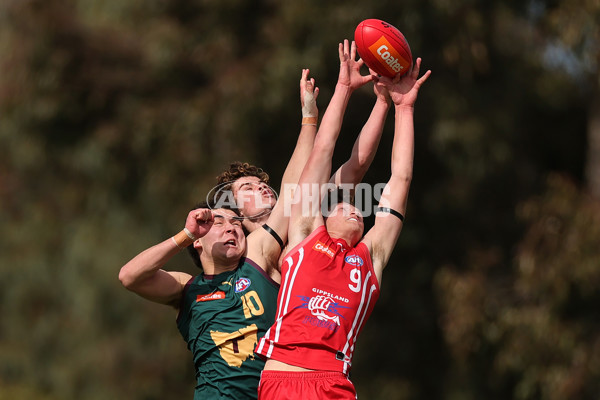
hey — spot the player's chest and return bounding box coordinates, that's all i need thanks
[284,249,375,306]
[189,275,267,319]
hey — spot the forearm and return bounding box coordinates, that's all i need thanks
[332,98,390,186]
[292,83,353,198]
[289,84,352,230]
[279,122,317,189]
[282,68,320,189]
[313,84,352,154]
[119,238,181,288]
[366,106,414,275]
[390,105,415,180]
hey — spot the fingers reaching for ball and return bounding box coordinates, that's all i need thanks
[377,57,431,107]
[337,39,375,90]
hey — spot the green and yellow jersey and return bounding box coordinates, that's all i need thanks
[177,257,279,399]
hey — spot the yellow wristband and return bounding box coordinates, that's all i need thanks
[172,229,194,249]
[302,117,317,126]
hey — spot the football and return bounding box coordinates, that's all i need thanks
[354,19,412,78]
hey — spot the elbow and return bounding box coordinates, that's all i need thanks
[348,145,375,177]
[347,147,369,172]
[355,152,372,173]
[118,266,136,289]
[312,142,335,159]
[390,163,413,183]
[340,160,364,185]
[390,173,412,186]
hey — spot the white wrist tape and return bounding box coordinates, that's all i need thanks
[302,91,317,118]
[183,227,197,240]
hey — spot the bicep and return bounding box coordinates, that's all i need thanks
[363,212,404,278]
[246,226,283,280]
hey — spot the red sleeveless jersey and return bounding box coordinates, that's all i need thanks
[256,225,380,375]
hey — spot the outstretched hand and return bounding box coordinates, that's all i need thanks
[300,68,319,118]
[185,208,214,240]
[378,57,431,108]
[337,39,373,91]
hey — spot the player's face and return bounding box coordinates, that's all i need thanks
[325,202,364,246]
[200,209,246,261]
[231,176,276,219]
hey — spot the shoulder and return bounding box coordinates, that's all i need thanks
[239,257,280,289]
[177,273,200,297]
[357,237,385,286]
[352,242,372,260]
[284,225,328,257]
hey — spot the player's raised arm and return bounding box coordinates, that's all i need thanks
[362,58,431,284]
[330,69,391,188]
[331,17,413,190]
[287,39,373,247]
[278,69,320,190]
[244,70,319,278]
[118,209,214,307]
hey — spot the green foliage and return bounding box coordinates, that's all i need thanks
[435,175,600,399]
[1,0,598,399]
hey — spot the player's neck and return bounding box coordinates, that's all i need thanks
[242,214,269,233]
[330,234,352,248]
[200,256,240,276]
[243,220,262,233]
[327,228,356,248]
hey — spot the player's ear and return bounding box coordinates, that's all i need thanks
[193,239,203,254]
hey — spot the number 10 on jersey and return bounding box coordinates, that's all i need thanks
[241,290,264,318]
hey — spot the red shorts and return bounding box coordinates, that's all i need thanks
[258,370,356,400]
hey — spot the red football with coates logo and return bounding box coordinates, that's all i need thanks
[354,19,412,78]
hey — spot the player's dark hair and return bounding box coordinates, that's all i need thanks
[215,162,270,192]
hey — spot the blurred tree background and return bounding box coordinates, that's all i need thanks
[1,0,599,399]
